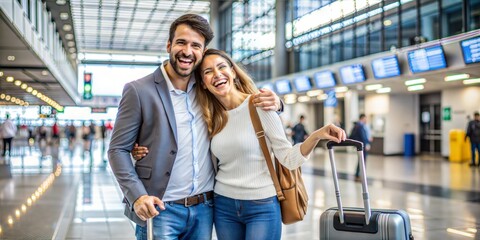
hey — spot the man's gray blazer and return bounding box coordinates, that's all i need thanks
[108,67,180,226]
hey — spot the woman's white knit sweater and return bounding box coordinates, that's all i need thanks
[212,96,309,200]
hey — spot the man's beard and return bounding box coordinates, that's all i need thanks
[169,52,199,78]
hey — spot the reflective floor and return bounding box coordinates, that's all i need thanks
[0,139,479,239]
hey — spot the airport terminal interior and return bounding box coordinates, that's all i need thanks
[1,0,480,239]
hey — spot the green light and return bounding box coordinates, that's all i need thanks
[84,84,91,92]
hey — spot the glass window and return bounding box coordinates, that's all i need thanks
[421,1,439,42]
[441,0,462,37]
[369,20,382,54]
[320,37,331,66]
[401,8,417,47]
[343,28,354,60]
[331,33,342,63]
[355,25,367,57]
[469,0,480,31]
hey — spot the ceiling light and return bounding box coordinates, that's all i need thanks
[67,41,75,47]
[444,74,470,81]
[405,78,426,86]
[65,34,73,40]
[6,76,14,82]
[31,90,37,95]
[306,90,323,97]
[26,87,33,92]
[383,19,392,26]
[7,56,15,61]
[285,98,297,104]
[335,86,348,93]
[56,0,66,5]
[41,70,48,76]
[317,94,328,100]
[69,48,76,53]
[376,87,391,93]
[60,12,69,20]
[0,94,5,99]
[63,24,72,31]
[0,72,3,76]
[298,96,310,102]
[14,80,22,86]
[365,84,383,91]
[463,78,480,85]
[5,95,11,101]
[407,85,424,91]
[21,83,28,89]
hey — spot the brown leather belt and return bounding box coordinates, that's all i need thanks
[172,191,214,207]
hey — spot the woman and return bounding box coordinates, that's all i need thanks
[134,49,346,240]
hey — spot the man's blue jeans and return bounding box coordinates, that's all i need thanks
[471,142,480,165]
[214,194,281,240]
[135,198,214,240]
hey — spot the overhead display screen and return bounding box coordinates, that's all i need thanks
[293,75,312,92]
[260,83,274,91]
[275,79,292,94]
[339,64,366,84]
[314,71,336,89]
[371,56,401,79]
[461,36,480,64]
[407,45,447,73]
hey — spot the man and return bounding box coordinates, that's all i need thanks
[350,114,370,182]
[465,112,480,167]
[108,14,281,240]
[1,113,17,158]
[292,115,308,144]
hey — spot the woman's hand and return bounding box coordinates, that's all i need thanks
[132,143,149,161]
[314,123,347,143]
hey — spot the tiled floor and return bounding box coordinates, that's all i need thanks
[0,140,479,239]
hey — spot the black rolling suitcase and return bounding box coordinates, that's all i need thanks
[320,139,414,240]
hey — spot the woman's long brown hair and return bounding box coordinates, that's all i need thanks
[195,49,258,138]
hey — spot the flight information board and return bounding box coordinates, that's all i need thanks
[407,45,447,73]
[371,56,401,79]
[339,64,366,84]
[461,36,480,64]
[313,71,336,88]
[293,75,313,92]
[275,79,292,94]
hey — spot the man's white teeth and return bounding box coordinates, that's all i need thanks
[179,58,192,63]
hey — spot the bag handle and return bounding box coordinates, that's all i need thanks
[327,139,371,225]
[248,97,285,201]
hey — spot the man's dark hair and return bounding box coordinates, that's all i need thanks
[300,115,305,120]
[475,112,480,117]
[359,113,366,119]
[169,14,214,47]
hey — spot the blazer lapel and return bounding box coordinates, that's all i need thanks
[153,67,178,143]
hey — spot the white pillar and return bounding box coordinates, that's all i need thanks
[344,90,359,133]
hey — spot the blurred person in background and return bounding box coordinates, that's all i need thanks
[465,112,480,167]
[349,114,370,182]
[1,113,17,158]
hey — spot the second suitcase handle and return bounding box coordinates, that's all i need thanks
[326,139,371,225]
[147,218,153,240]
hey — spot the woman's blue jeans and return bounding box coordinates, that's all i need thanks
[214,194,281,240]
[135,199,214,240]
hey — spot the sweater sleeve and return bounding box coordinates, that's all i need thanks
[257,108,309,170]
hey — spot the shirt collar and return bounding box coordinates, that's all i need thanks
[161,60,196,94]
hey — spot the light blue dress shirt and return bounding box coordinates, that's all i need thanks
[160,63,214,202]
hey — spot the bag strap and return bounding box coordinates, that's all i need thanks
[248,97,285,201]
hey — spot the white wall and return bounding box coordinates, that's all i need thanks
[441,86,480,157]
[384,94,419,155]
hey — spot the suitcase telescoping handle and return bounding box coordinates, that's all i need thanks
[326,139,371,225]
[147,218,153,240]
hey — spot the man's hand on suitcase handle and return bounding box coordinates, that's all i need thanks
[134,195,165,221]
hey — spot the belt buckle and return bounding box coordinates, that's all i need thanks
[184,197,193,207]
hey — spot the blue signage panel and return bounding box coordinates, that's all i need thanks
[407,45,447,73]
[293,75,312,92]
[260,83,274,91]
[371,56,401,79]
[314,71,336,89]
[461,36,480,64]
[339,64,366,84]
[324,90,337,107]
[275,79,292,94]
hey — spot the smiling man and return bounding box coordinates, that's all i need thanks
[108,14,281,240]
